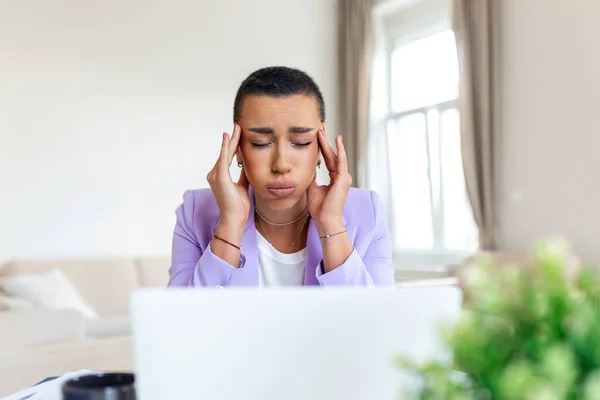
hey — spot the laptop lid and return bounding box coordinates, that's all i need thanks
[132,286,461,400]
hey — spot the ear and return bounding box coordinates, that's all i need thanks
[318,142,323,166]
[235,148,243,165]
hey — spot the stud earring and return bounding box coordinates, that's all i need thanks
[317,160,321,169]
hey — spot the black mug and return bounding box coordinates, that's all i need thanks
[62,373,136,400]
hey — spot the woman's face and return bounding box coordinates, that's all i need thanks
[236,94,322,210]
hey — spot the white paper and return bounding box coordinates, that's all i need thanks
[2,369,98,400]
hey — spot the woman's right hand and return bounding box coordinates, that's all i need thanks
[206,124,251,238]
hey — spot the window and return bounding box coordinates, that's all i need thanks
[372,0,478,266]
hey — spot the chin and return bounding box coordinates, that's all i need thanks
[266,196,304,211]
[258,190,307,211]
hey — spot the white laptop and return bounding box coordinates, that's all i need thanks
[131,286,462,400]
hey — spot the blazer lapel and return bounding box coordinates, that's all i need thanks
[240,217,258,286]
[304,220,321,285]
[239,186,259,286]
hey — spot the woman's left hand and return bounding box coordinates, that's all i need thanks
[307,126,353,235]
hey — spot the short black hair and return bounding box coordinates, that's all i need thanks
[233,66,325,123]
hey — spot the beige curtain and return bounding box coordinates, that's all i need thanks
[338,0,374,188]
[453,0,500,250]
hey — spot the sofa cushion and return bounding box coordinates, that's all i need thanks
[0,309,86,355]
[0,294,35,311]
[0,259,139,317]
[0,269,99,319]
[86,314,131,339]
[136,257,170,287]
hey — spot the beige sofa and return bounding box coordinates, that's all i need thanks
[0,257,169,396]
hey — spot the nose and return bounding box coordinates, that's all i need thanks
[271,142,291,174]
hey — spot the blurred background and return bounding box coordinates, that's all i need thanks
[0,0,599,268]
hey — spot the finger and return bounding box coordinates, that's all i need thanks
[318,128,337,172]
[336,135,349,176]
[237,166,249,189]
[228,124,241,165]
[307,177,321,213]
[218,132,230,173]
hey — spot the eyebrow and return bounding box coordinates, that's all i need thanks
[246,126,316,134]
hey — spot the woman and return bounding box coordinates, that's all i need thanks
[168,67,394,287]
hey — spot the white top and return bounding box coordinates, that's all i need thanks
[257,232,306,287]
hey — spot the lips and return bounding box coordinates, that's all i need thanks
[266,182,297,198]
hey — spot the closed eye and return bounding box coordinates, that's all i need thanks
[251,141,312,148]
[251,142,271,148]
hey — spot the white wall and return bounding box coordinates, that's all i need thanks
[497,0,600,262]
[0,0,338,263]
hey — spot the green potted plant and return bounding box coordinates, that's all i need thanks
[399,239,600,400]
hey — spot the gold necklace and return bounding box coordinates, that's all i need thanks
[256,213,310,254]
[256,207,308,226]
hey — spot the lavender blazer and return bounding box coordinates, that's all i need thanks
[167,187,395,287]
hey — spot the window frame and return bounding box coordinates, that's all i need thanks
[376,0,476,268]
